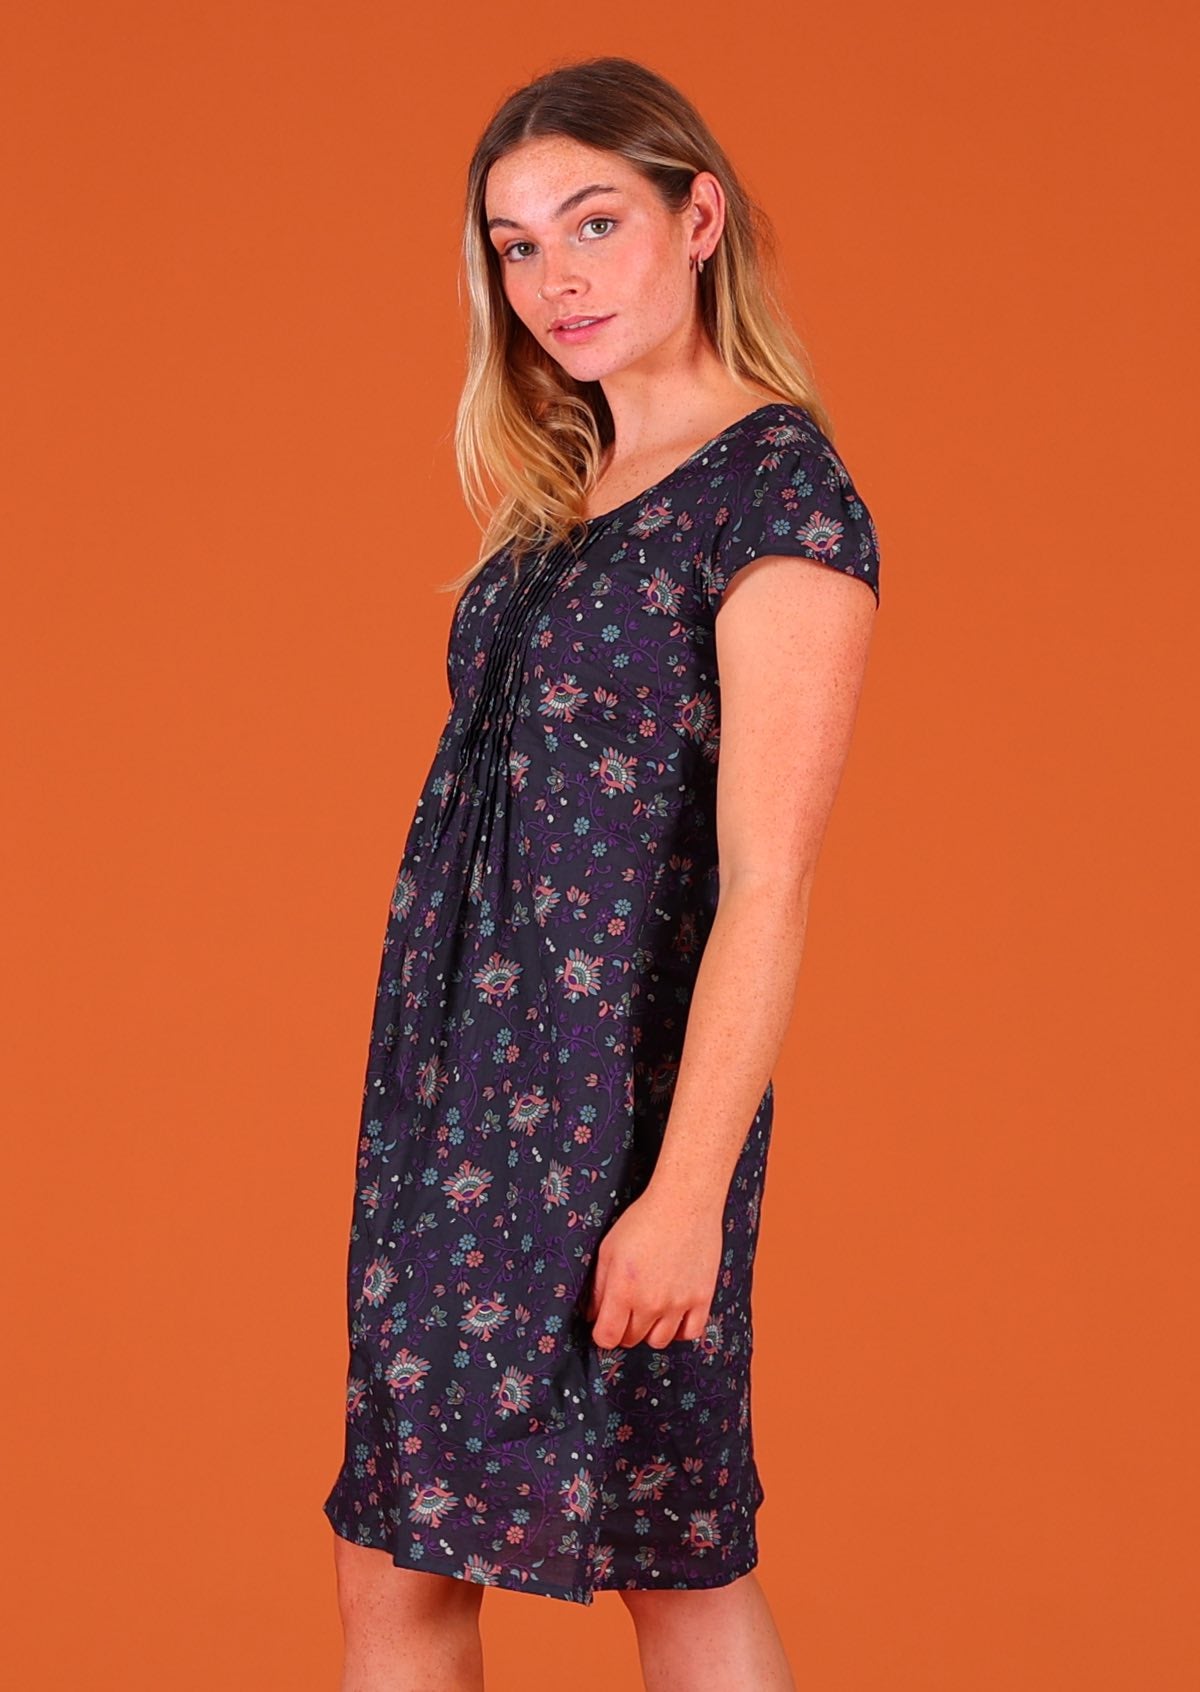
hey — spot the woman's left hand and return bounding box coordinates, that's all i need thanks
[584,1186,724,1350]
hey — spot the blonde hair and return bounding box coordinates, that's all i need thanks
[444,55,836,594]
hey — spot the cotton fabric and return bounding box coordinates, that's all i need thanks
[322,400,880,1602]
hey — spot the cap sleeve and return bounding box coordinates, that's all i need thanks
[705,434,881,613]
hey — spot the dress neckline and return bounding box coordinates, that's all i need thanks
[582,400,794,527]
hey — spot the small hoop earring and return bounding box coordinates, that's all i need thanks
[692,254,705,275]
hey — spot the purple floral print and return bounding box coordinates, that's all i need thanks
[322,401,880,1603]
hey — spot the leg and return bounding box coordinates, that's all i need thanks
[620,1570,796,1692]
[331,1534,486,1692]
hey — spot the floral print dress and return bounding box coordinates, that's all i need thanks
[322,400,881,1603]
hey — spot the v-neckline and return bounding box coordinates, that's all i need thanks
[582,401,788,527]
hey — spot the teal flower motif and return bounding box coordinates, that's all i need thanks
[325,400,880,1598]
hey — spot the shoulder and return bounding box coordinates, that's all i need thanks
[730,402,845,485]
[707,403,882,608]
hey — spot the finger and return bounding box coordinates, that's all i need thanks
[646,1313,685,1349]
[591,1295,627,1351]
[622,1308,658,1349]
[676,1306,709,1343]
[587,1261,608,1323]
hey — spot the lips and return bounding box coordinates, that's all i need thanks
[551,314,613,333]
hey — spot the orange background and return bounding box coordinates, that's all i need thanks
[4,3,1197,1688]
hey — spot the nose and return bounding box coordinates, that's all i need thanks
[537,272,580,300]
[534,247,585,301]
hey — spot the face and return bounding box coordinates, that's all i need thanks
[484,135,719,382]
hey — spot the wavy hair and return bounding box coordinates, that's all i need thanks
[445,55,836,594]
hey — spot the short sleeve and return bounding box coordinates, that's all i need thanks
[705,437,881,613]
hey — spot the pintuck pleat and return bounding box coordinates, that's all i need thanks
[323,403,875,1603]
[407,522,615,1097]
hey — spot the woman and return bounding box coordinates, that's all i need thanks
[323,55,881,1692]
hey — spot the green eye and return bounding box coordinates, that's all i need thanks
[499,217,615,263]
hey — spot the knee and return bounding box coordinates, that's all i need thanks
[618,1570,758,1620]
[618,1585,693,1622]
[332,1535,485,1626]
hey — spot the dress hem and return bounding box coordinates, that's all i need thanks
[324,1504,761,1607]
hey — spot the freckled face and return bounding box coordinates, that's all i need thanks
[484,137,693,379]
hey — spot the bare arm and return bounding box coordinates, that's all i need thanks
[587,554,877,1348]
[650,554,877,1209]
[649,561,873,1211]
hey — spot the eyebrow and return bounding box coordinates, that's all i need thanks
[486,183,619,234]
